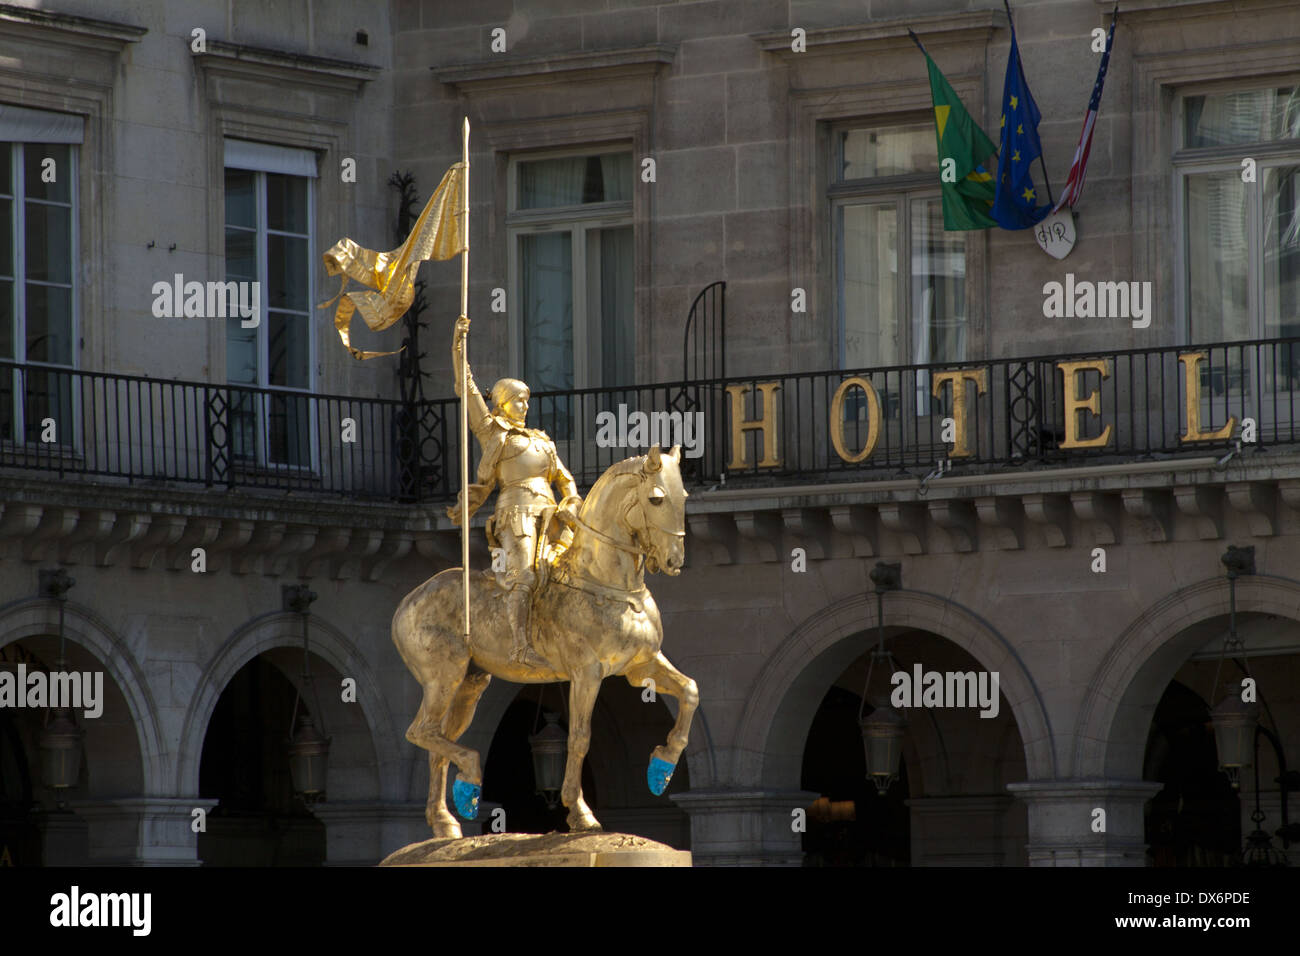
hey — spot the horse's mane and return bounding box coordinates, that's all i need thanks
[578,454,647,518]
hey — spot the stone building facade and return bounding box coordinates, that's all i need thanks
[1,0,1298,866]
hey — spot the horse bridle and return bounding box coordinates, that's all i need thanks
[572,472,685,566]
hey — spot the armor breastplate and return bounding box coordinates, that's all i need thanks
[497,431,555,509]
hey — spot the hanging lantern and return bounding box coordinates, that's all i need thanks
[39,708,82,792]
[1209,694,1258,790]
[528,711,567,809]
[860,703,907,796]
[288,714,330,802]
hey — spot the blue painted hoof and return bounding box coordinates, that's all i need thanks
[452,778,481,820]
[647,756,676,796]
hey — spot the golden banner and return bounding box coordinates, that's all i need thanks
[320,162,467,359]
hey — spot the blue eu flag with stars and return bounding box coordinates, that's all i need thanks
[992,21,1052,229]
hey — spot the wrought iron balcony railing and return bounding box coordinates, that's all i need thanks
[3,337,1298,504]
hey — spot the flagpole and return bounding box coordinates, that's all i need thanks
[459,117,471,645]
[906,27,929,58]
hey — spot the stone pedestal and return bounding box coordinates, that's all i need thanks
[671,789,820,866]
[379,832,691,867]
[310,801,428,866]
[1007,779,1164,866]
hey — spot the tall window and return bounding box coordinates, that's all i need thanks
[0,131,77,444]
[1178,84,1300,344]
[223,140,316,468]
[832,121,967,376]
[507,149,634,434]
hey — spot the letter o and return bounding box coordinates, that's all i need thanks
[830,376,882,463]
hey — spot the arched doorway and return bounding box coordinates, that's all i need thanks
[797,628,1027,866]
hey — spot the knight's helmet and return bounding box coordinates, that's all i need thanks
[490,378,529,420]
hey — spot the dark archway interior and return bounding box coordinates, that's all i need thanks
[0,708,38,866]
[1144,678,1240,867]
[800,684,911,866]
[483,694,597,835]
[198,654,325,866]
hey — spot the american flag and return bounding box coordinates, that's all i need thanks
[1053,6,1118,213]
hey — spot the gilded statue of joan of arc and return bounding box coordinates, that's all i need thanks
[446,315,582,666]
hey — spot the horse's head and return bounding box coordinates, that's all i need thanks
[628,443,687,575]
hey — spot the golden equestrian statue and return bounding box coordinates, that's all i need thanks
[320,121,697,835]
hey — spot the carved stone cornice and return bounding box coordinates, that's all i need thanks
[0,477,438,582]
[435,45,676,93]
[194,40,379,94]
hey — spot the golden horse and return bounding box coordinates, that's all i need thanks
[392,443,697,836]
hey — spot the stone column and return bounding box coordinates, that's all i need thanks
[1006,780,1164,866]
[672,789,819,866]
[72,797,218,865]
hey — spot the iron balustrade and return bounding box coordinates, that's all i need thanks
[2,337,1298,502]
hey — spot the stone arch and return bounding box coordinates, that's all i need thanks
[0,597,163,795]
[176,610,402,801]
[1073,573,1300,781]
[737,589,1057,791]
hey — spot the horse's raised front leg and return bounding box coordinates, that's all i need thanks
[562,666,603,832]
[406,672,487,829]
[425,668,492,838]
[624,653,699,795]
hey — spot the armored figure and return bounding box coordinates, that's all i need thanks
[447,315,582,666]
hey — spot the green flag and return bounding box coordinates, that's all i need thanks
[924,52,999,230]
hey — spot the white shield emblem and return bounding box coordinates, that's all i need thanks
[1034,209,1076,260]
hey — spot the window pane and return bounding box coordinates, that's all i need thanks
[910,197,966,366]
[225,169,256,229]
[587,225,634,386]
[1184,88,1300,147]
[0,146,10,196]
[267,391,310,466]
[267,234,307,311]
[225,226,256,282]
[0,197,11,277]
[24,201,72,284]
[1263,164,1300,339]
[24,144,70,203]
[268,311,309,388]
[521,231,573,391]
[266,174,308,233]
[840,125,937,180]
[0,278,11,358]
[1186,171,1248,343]
[226,316,258,384]
[24,283,72,364]
[23,366,73,445]
[518,154,631,209]
[839,202,898,368]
